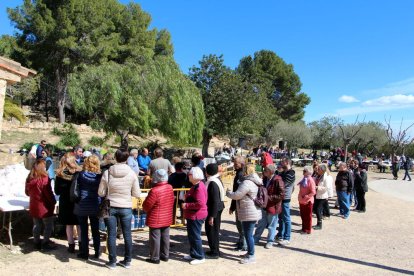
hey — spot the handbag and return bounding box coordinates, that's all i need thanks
[98,170,111,219]
[69,172,80,203]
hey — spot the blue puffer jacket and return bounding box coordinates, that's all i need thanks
[74,171,102,217]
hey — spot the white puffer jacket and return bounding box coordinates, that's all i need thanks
[98,163,141,208]
[226,173,262,222]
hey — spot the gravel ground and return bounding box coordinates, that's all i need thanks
[1,169,413,276]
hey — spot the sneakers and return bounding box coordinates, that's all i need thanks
[190,258,205,265]
[183,255,193,261]
[278,240,290,246]
[240,255,256,264]
[105,262,116,270]
[118,260,131,269]
[265,242,273,249]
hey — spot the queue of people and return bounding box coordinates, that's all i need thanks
[24,144,371,269]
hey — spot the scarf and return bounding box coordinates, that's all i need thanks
[299,176,308,188]
[206,173,225,201]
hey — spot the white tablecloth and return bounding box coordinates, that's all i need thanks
[0,196,29,212]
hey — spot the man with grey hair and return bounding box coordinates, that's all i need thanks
[335,162,354,219]
[254,164,284,248]
[127,148,140,176]
[229,156,247,251]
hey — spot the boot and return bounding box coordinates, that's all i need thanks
[68,243,75,253]
[313,221,322,230]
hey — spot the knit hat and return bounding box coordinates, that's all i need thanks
[206,163,218,176]
[153,169,168,183]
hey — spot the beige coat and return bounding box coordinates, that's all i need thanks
[98,163,141,208]
[226,173,262,222]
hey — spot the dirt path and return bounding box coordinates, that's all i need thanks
[1,170,413,275]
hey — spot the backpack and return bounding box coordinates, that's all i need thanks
[248,184,269,209]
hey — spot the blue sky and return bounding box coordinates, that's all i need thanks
[1,0,414,130]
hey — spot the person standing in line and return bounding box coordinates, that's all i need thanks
[298,167,316,234]
[205,163,225,259]
[253,164,284,248]
[402,157,412,181]
[98,149,141,269]
[182,167,208,265]
[335,162,354,219]
[391,155,400,180]
[226,164,262,264]
[276,158,295,246]
[148,148,175,179]
[127,148,141,176]
[313,164,329,230]
[354,164,368,213]
[55,153,82,253]
[143,169,175,264]
[229,156,247,251]
[25,159,57,251]
[73,155,102,260]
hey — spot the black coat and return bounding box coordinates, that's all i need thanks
[206,180,225,218]
[335,170,354,193]
[230,169,243,212]
[354,170,368,192]
[55,171,79,225]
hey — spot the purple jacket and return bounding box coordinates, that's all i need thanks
[184,181,208,220]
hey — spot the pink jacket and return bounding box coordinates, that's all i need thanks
[298,176,316,205]
[183,181,208,220]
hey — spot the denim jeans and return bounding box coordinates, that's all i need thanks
[33,216,54,244]
[78,215,100,256]
[186,219,205,260]
[337,191,351,218]
[403,169,411,181]
[235,210,247,250]
[276,199,291,241]
[254,209,278,244]
[105,207,132,264]
[242,221,256,256]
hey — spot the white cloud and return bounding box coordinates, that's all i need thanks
[338,95,359,103]
[361,77,414,97]
[362,94,414,107]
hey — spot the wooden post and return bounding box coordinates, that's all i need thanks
[0,79,6,140]
[0,56,36,141]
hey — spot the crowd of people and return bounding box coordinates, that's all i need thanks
[22,139,378,269]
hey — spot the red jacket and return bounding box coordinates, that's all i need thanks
[142,181,175,228]
[266,175,285,215]
[25,176,56,219]
[184,182,208,220]
[261,152,273,168]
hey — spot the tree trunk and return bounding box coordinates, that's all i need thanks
[344,143,349,163]
[202,129,212,157]
[55,69,67,124]
[45,85,49,122]
[116,129,129,149]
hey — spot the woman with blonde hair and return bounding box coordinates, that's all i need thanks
[226,164,262,264]
[55,153,82,253]
[73,155,102,259]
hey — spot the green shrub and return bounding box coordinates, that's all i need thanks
[51,127,63,136]
[60,132,81,147]
[114,136,121,144]
[89,136,105,147]
[21,142,35,151]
